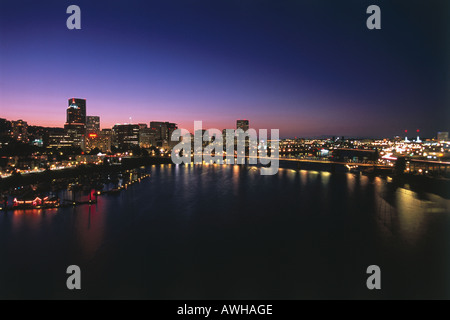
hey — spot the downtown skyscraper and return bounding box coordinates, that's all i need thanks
[64,98,87,150]
[86,116,100,134]
[66,98,86,125]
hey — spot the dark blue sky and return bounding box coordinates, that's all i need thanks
[0,0,448,138]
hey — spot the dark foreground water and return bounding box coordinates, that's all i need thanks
[0,164,449,299]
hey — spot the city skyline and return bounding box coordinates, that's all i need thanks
[1,0,450,301]
[1,0,448,138]
[0,108,444,140]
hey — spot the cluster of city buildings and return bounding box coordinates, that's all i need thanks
[59,98,180,152]
[279,133,450,163]
[0,98,179,153]
[1,97,449,177]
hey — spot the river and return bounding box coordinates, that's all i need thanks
[0,164,449,299]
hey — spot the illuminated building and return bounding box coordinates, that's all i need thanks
[416,129,422,143]
[64,98,87,149]
[138,124,157,148]
[112,124,140,149]
[150,121,178,148]
[66,98,86,125]
[47,133,74,148]
[64,124,85,150]
[86,116,100,134]
[10,119,28,143]
[404,130,410,143]
[31,139,43,147]
[85,131,111,153]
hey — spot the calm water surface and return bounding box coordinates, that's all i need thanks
[0,164,449,299]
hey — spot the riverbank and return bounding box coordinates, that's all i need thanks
[0,156,171,193]
[2,156,449,201]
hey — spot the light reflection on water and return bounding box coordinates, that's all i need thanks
[0,165,449,299]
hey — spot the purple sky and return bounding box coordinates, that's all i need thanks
[0,0,448,138]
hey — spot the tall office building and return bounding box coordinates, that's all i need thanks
[66,98,86,125]
[112,124,140,149]
[86,131,111,153]
[138,124,156,148]
[65,98,87,149]
[236,119,249,132]
[150,121,178,147]
[86,116,100,133]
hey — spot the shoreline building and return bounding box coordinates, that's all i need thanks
[150,121,178,149]
[112,124,139,150]
[138,123,157,149]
